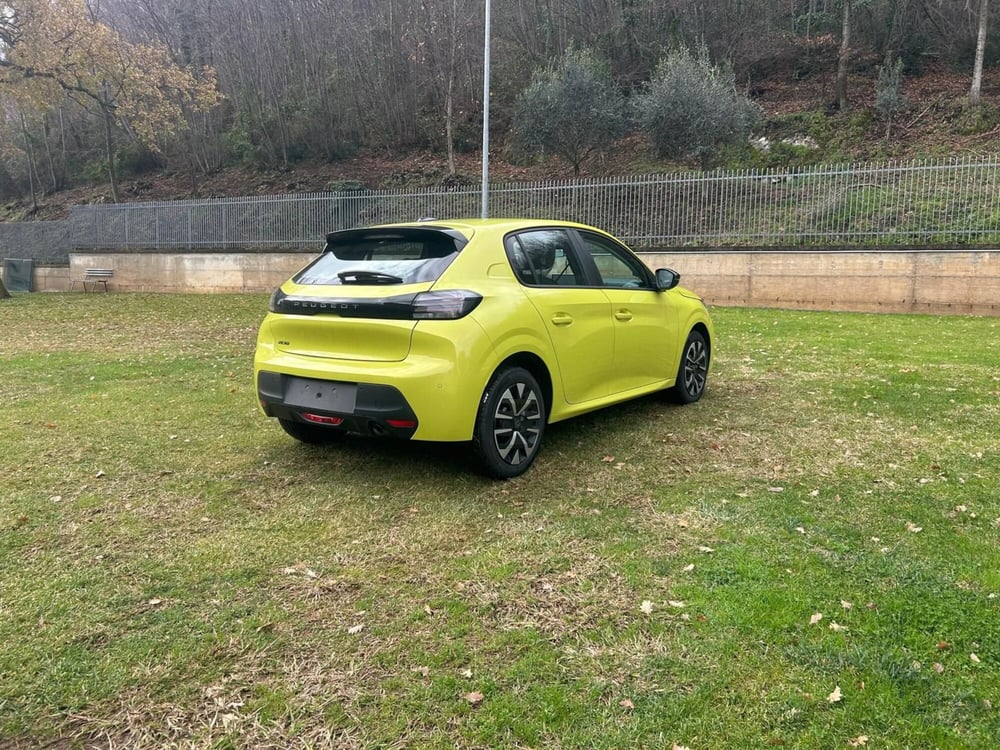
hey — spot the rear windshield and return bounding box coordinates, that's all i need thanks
[295,228,465,285]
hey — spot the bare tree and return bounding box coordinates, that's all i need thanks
[836,0,853,111]
[970,0,989,104]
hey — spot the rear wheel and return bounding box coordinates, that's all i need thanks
[278,417,344,445]
[670,330,709,404]
[473,367,546,479]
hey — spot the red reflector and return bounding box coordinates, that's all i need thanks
[386,419,417,429]
[302,413,344,425]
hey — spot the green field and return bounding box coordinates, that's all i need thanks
[1,293,997,749]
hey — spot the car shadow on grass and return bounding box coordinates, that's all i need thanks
[261,391,694,482]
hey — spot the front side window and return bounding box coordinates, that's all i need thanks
[505,229,586,286]
[295,229,463,285]
[578,232,651,289]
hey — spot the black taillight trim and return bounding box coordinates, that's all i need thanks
[269,289,482,320]
[271,289,418,319]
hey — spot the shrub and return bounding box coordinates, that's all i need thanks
[636,45,760,167]
[513,48,627,174]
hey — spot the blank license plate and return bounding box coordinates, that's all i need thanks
[284,378,357,413]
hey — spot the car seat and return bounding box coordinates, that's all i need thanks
[516,242,556,285]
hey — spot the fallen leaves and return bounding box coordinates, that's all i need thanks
[463,691,484,706]
[847,736,869,747]
[640,600,655,615]
[281,563,320,579]
[827,686,843,703]
[809,612,824,625]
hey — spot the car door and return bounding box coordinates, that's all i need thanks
[573,230,680,394]
[505,229,613,404]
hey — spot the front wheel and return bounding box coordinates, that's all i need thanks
[669,330,710,404]
[473,367,546,479]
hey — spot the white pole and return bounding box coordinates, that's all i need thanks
[481,0,491,219]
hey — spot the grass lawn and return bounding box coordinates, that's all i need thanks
[1,293,997,749]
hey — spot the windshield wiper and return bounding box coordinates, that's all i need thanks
[337,270,404,285]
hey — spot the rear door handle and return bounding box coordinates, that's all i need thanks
[551,313,573,326]
[614,310,633,322]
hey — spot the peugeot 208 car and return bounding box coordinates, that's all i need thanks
[254,219,713,478]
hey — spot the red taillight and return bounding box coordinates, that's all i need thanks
[386,419,417,429]
[302,413,344,425]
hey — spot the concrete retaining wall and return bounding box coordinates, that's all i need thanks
[15,249,1000,316]
[642,249,1000,316]
[67,253,313,294]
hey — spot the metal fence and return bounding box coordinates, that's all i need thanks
[7,155,1000,262]
[0,220,71,265]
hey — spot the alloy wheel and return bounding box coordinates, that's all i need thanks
[682,337,708,398]
[492,381,543,466]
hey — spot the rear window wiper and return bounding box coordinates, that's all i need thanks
[337,270,404,285]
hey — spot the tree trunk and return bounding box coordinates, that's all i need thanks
[835,0,852,111]
[0,276,10,299]
[18,112,39,214]
[445,0,458,178]
[41,113,58,192]
[971,0,989,105]
[102,105,121,203]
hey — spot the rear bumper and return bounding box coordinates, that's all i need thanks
[257,371,419,439]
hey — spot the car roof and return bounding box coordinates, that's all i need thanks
[324,219,618,247]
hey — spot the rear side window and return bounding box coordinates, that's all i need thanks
[505,229,586,286]
[295,229,464,285]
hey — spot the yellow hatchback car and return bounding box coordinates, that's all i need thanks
[254,218,713,478]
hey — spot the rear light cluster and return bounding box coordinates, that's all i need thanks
[269,289,482,320]
[411,290,482,319]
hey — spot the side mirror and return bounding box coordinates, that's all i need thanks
[655,268,680,291]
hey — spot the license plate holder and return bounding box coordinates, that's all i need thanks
[284,377,357,413]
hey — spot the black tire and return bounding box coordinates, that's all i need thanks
[278,417,344,445]
[473,366,546,479]
[669,330,710,404]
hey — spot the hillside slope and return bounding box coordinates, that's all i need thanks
[5,64,999,223]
